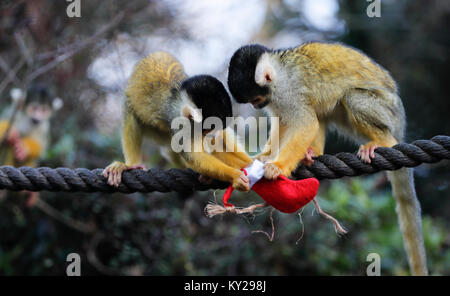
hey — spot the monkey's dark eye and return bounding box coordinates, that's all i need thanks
[251,96,265,106]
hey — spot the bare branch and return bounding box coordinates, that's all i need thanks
[0,56,21,85]
[14,31,34,67]
[0,57,26,97]
[35,197,96,234]
[25,11,125,84]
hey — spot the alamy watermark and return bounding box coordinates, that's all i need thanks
[366,0,381,18]
[66,253,81,276]
[366,252,381,276]
[66,0,81,18]
[170,113,279,157]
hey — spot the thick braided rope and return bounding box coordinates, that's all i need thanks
[0,135,448,193]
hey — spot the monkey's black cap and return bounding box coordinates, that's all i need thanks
[227,44,271,103]
[25,84,52,106]
[181,75,232,129]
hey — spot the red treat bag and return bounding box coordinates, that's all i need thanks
[221,160,319,214]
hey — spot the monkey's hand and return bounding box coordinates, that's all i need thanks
[357,142,379,164]
[263,162,282,180]
[300,147,316,167]
[232,171,250,192]
[13,140,30,162]
[103,161,147,187]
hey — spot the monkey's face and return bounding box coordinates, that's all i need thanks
[181,75,233,133]
[25,102,52,126]
[228,44,271,108]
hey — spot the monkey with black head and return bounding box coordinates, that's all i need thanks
[104,52,252,191]
[227,42,427,275]
[0,84,63,167]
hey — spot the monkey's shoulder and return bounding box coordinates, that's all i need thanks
[125,52,187,123]
[126,52,187,97]
[284,43,375,72]
[282,42,396,91]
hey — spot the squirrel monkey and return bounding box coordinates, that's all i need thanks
[0,85,62,167]
[103,52,252,191]
[0,85,62,206]
[227,42,427,275]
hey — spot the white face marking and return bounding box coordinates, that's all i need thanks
[255,53,276,87]
[179,90,202,123]
[256,53,307,125]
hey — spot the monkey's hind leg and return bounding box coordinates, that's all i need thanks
[342,90,402,163]
[301,121,326,166]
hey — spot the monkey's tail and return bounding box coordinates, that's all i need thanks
[387,168,428,275]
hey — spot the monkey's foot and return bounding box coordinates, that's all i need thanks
[232,172,250,192]
[198,174,213,185]
[301,147,316,166]
[357,142,379,164]
[264,162,281,180]
[103,162,147,187]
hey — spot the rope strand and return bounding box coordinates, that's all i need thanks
[0,135,448,193]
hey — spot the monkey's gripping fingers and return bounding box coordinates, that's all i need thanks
[357,142,379,164]
[300,147,316,167]
[232,172,250,192]
[264,162,281,180]
[103,162,147,187]
[103,161,127,187]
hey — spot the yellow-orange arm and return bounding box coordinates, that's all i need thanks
[211,129,252,169]
[21,137,42,160]
[0,120,10,139]
[272,118,319,177]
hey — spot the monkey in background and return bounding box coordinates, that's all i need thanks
[0,85,62,206]
[103,52,252,191]
[0,85,63,167]
[227,42,427,275]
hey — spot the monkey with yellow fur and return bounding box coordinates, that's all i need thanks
[228,42,427,275]
[0,85,62,206]
[0,85,62,167]
[104,52,252,191]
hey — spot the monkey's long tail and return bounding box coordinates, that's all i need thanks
[388,168,428,276]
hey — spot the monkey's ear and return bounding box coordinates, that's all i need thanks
[52,97,64,111]
[255,55,275,86]
[10,88,25,103]
[181,104,202,123]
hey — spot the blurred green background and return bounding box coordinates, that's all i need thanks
[0,0,448,275]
